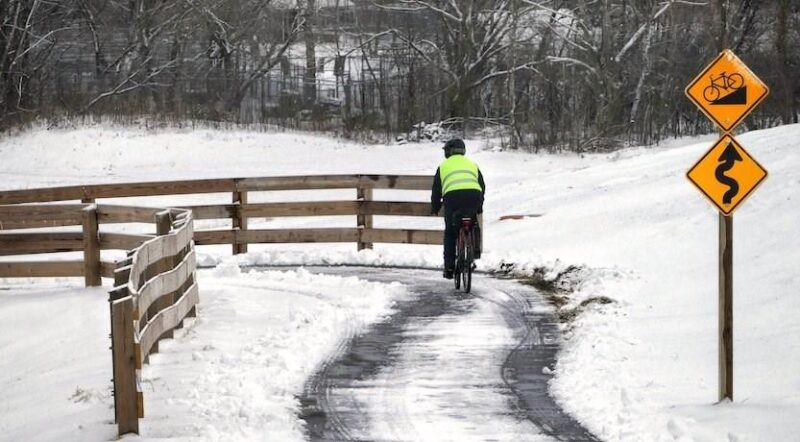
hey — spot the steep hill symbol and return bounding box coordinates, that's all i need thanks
[711,86,747,105]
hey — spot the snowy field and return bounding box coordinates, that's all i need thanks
[1,123,798,441]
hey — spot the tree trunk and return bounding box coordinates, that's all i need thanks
[776,0,796,124]
[304,0,317,106]
[595,0,622,138]
[448,83,469,129]
[0,0,34,129]
[714,0,729,51]
[508,0,520,149]
[630,7,655,132]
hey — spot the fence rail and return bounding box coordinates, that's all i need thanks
[0,260,85,278]
[0,174,432,205]
[0,174,441,260]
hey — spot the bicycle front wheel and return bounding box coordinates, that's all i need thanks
[728,73,744,89]
[463,261,471,293]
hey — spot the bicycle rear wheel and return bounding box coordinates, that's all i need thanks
[703,85,720,102]
[463,231,472,293]
[462,263,471,293]
[454,233,463,290]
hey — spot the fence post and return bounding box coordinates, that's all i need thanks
[357,183,373,251]
[155,211,172,237]
[153,210,173,341]
[233,190,248,255]
[111,296,139,435]
[82,204,101,287]
[109,264,129,426]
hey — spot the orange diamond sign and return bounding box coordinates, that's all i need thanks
[685,49,769,132]
[687,135,767,215]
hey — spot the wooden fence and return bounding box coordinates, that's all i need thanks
[0,201,199,435]
[0,203,159,283]
[0,174,441,258]
[0,174,440,436]
[108,208,198,434]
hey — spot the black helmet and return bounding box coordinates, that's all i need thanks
[443,138,466,158]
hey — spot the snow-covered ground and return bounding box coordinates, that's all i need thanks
[1,123,799,441]
[0,265,408,441]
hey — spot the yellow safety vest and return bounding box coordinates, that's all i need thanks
[439,155,482,195]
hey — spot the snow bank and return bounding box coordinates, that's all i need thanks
[135,267,408,440]
[515,125,800,441]
[0,267,408,441]
[0,283,117,441]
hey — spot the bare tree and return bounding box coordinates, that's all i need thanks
[0,0,71,128]
[74,0,109,78]
[188,0,304,115]
[377,0,539,122]
[1,0,798,145]
[302,0,318,105]
[79,0,194,113]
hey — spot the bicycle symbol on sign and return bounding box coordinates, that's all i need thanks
[703,71,744,103]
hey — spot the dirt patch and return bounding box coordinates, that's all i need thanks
[557,296,615,322]
[493,263,615,324]
[517,265,583,293]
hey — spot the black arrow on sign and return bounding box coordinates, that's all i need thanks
[715,141,743,205]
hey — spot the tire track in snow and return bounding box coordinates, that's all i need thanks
[294,267,597,441]
[299,269,465,440]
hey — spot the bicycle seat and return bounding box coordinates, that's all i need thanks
[453,209,478,220]
[452,210,477,228]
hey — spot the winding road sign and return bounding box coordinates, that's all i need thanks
[685,49,769,132]
[687,134,767,215]
[684,49,769,403]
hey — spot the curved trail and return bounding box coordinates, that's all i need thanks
[294,267,597,441]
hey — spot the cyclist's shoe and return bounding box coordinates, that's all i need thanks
[443,268,454,279]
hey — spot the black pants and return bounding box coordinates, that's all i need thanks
[443,190,483,270]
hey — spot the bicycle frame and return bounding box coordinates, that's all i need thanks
[710,72,735,89]
[703,71,743,103]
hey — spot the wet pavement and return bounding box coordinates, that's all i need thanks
[266,266,598,441]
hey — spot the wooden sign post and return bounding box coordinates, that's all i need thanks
[718,212,733,400]
[685,50,769,402]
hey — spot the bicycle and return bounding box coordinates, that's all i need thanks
[703,71,744,102]
[453,214,479,293]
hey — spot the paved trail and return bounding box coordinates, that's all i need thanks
[294,267,597,442]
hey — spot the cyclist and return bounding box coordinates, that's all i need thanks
[430,138,485,279]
